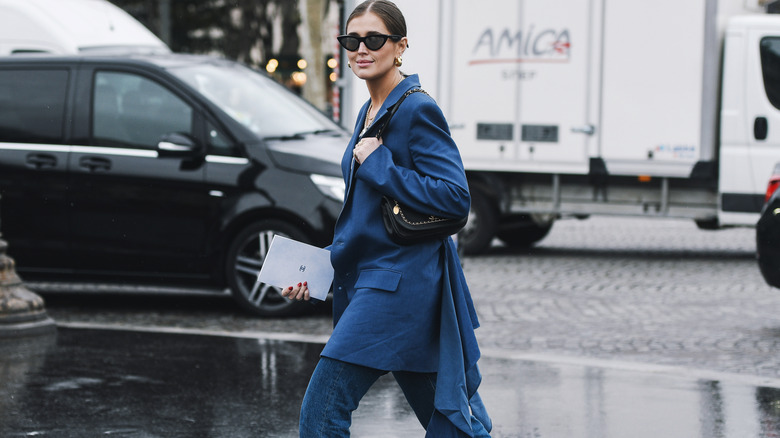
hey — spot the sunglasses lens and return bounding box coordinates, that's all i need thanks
[339,36,360,51]
[365,35,386,50]
[339,34,397,51]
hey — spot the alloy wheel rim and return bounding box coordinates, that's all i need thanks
[233,230,293,311]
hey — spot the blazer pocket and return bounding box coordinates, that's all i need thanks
[354,269,403,293]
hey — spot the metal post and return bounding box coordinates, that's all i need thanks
[158,0,172,46]
[661,177,670,214]
[0,195,55,338]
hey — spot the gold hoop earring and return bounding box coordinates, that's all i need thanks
[395,56,403,67]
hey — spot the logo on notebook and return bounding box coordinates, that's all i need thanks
[299,265,306,272]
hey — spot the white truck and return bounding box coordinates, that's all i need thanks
[339,0,780,253]
[0,0,169,55]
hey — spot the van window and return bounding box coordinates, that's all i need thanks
[92,71,193,149]
[206,120,238,156]
[760,37,780,110]
[0,69,69,144]
[169,61,341,140]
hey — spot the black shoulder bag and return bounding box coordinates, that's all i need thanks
[371,88,468,245]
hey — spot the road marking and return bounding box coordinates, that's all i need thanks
[57,322,780,389]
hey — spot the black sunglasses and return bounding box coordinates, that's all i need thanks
[337,34,403,51]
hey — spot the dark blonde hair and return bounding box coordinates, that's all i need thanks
[346,0,407,40]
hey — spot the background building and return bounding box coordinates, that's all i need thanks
[110,0,344,120]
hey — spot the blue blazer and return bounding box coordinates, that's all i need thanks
[322,75,491,436]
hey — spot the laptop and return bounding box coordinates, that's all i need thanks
[255,235,333,301]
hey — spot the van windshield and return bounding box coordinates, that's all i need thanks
[170,61,342,139]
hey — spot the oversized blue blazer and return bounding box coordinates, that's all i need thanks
[321,75,491,436]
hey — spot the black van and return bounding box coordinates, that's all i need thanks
[0,54,347,316]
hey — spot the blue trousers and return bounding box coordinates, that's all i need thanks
[299,356,491,437]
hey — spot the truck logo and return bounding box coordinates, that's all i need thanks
[470,27,571,65]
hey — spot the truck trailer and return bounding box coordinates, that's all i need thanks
[339,0,780,253]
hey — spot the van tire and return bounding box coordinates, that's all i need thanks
[225,219,314,317]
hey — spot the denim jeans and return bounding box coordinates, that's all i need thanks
[299,356,491,437]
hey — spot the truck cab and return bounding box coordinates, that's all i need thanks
[720,15,780,226]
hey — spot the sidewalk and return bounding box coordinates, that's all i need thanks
[2,325,780,437]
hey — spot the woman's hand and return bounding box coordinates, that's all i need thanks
[353,137,381,164]
[281,282,309,301]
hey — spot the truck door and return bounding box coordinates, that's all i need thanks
[448,0,593,173]
[746,31,780,206]
[720,22,780,224]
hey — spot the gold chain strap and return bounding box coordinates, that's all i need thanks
[392,199,449,225]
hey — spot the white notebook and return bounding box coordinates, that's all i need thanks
[255,235,333,301]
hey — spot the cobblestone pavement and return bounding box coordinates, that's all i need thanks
[467,217,780,379]
[38,216,780,380]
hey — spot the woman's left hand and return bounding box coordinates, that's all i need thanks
[281,282,309,301]
[353,137,381,164]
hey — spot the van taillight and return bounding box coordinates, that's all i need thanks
[766,175,780,203]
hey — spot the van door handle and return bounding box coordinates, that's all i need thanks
[755,117,768,140]
[79,156,112,172]
[26,153,57,169]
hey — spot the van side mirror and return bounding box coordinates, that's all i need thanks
[157,133,201,158]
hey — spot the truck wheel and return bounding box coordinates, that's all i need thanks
[224,219,314,317]
[458,188,498,255]
[497,216,553,247]
[695,218,719,230]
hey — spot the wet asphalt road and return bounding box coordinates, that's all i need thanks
[4,326,780,437]
[6,216,780,436]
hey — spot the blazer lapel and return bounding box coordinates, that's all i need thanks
[362,77,422,139]
[344,104,368,200]
[343,75,422,200]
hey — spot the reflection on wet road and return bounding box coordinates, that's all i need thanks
[478,358,780,438]
[2,327,780,437]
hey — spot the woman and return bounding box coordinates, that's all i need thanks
[283,1,491,436]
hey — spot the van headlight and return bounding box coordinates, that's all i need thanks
[310,174,345,202]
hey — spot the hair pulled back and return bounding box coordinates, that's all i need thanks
[346,0,407,39]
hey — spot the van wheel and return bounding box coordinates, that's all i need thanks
[225,219,314,317]
[458,187,498,255]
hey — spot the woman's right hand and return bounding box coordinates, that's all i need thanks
[353,136,381,164]
[281,282,309,301]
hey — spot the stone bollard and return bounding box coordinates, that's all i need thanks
[0,237,56,338]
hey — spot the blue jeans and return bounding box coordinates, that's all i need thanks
[299,357,491,437]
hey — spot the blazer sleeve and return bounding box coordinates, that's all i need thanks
[355,96,470,219]
[356,93,470,217]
